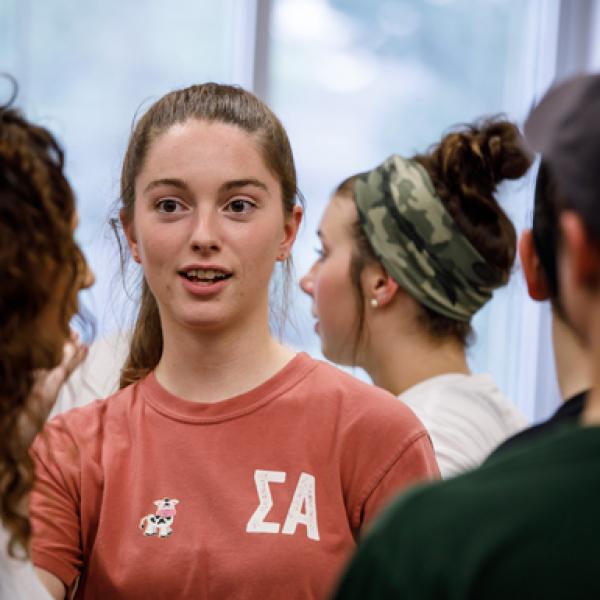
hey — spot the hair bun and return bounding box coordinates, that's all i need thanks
[412,117,533,283]
[480,119,532,182]
[437,119,532,199]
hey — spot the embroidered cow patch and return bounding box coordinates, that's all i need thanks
[139,497,179,538]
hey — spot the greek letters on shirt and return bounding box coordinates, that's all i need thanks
[136,472,319,543]
[246,470,320,541]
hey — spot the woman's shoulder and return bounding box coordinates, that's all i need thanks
[303,356,388,397]
[444,373,527,429]
[30,383,144,477]
[402,373,524,420]
[39,381,141,449]
[301,355,426,431]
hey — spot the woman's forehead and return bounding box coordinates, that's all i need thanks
[320,194,358,240]
[138,120,277,188]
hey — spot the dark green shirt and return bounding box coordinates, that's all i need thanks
[333,424,600,599]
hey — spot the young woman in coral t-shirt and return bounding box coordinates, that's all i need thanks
[30,83,438,600]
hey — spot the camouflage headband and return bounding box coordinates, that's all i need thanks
[353,155,503,322]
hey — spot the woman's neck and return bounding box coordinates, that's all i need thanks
[154,312,294,404]
[552,311,591,401]
[361,319,470,397]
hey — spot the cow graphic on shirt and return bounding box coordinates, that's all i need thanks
[139,498,179,538]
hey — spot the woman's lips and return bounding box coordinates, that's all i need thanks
[179,273,231,297]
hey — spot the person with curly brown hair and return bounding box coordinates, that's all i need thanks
[0,95,93,598]
[300,118,531,478]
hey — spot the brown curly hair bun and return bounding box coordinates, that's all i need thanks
[409,118,532,343]
[414,118,532,282]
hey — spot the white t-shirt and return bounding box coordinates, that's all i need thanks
[399,373,527,478]
[0,525,51,599]
[52,332,130,416]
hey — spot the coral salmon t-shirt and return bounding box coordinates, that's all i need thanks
[30,353,438,599]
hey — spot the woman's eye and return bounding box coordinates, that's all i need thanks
[226,199,255,214]
[156,198,182,213]
[314,246,326,260]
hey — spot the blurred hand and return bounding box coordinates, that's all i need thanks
[20,331,88,447]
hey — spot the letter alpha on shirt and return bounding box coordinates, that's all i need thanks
[282,473,320,541]
[246,470,320,541]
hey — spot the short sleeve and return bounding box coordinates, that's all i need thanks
[29,418,84,589]
[356,431,440,529]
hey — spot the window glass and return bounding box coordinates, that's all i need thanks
[268,0,556,416]
[0,0,239,334]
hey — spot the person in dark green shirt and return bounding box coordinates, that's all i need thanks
[333,73,600,600]
[488,157,590,459]
[334,423,600,599]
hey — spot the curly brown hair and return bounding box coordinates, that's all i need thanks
[0,101,85,558]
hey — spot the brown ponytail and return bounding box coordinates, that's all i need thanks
[119,282,162,388]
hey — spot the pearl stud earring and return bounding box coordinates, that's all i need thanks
[370,298,379,308]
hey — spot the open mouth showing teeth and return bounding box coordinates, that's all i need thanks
[181,269,232,283]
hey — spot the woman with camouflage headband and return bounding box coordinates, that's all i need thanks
[301,118,531,478]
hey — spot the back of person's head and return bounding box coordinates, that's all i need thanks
[524,73,600,340]
[526,73,600,240]
[0,92,83,556]
[520,160,591,401]
[531,160,561,300]
[339,117,532,348]
[519,159,573,316]
[117,83,299,388]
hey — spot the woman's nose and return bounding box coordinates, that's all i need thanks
[190,211,220,254]
[299,267,315,296]
[77,249,95,290]
[83,263,95,289]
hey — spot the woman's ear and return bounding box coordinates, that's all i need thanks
[519,229,549,301]
[278,205,303,261]
[120,209,141,264]
[560,211,600,287]
[361,262,399,308]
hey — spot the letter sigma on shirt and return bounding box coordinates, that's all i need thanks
[246,470,320,541]
[246,470,285,534]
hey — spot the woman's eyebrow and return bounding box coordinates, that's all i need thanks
[143,178,189,194]
[143,177,269,195]
[219,178,268,192]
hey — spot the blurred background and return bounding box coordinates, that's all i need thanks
[2,0,600,420]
